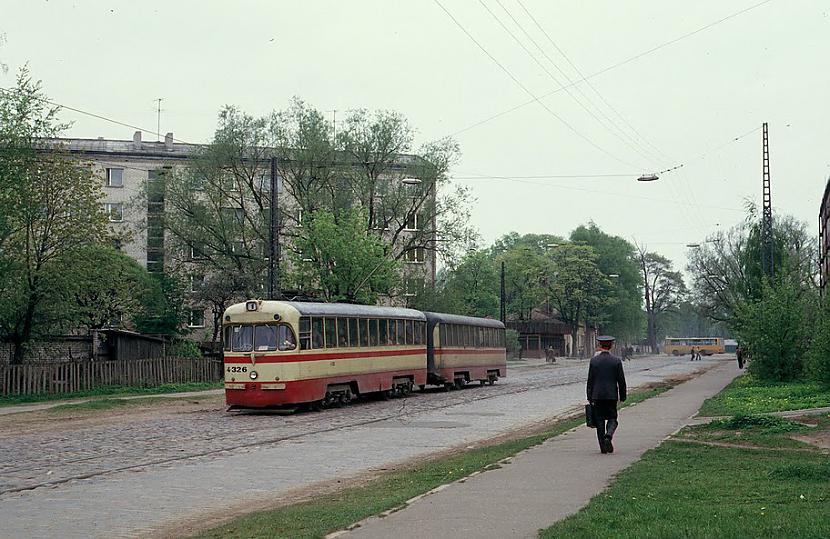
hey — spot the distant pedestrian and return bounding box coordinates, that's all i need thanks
[587,335,627,454]
[696,349,703,361]
[690,347,696,361]
[736,346,745,369]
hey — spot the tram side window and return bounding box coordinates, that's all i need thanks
[325,318,337,348]
[396,320,405,345]
[416,321,424,345]
[368,319,379,347]
[255,325,278,351]
[278,325,297,351]
[405,320,414,345]
[389,319,398,345]
[231,325,253,352]
[338,318,349,347]
[311,317,325,349]
[223,326,231,351]
[360,319,370,347]
[348,318,359,347]
[379,319,389,346]
[299,317,312,350]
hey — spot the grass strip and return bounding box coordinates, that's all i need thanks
[698,373,830,416]
[0,381,222,407]
[195,385,669,539]
[540,437,830,538]
[45,394,216,414]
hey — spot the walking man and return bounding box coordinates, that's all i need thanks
[587,336,627,454]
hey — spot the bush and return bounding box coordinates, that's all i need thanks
[805,302,830,384]
[505,329,521,359]
[733,280,812,381]
[167,339,202,358]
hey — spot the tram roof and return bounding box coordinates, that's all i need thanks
[282,301,426,320]
[423,312,505,329]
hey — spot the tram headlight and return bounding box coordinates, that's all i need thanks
[249,370,258,380]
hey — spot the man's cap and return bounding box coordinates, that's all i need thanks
[597,335,616,343]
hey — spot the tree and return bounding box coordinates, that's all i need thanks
[732,279,814,381]
[432,250,499,318]
[57,245,159,332]
[288,208,400,305]
[547,244,611,351]
[497,247,546,321]
[0,68,108,363]
[638,248,687,353]
[687,209,817,325]
[570,223,643,341]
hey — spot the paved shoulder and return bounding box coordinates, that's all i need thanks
[341,361,740,539]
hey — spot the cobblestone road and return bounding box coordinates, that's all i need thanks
[0,355,726,538]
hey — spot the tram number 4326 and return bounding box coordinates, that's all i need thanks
[226,366,248,373]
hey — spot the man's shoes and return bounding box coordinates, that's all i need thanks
[599,439,608,453]
[605,436,614,453]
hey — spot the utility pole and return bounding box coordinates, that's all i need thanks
[329,109,338,146]
[500,261,506,324]
[268,156,281,300]
[761,122,774,280]
[155,98,163,142]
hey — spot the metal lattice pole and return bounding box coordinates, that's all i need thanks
[761,122,774,280]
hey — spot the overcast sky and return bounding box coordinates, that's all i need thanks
[3,0,829,271]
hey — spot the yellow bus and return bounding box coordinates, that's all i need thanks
[664,337,725,356]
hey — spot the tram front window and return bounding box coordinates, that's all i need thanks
[228,324,297,352]
[231,325,253,352]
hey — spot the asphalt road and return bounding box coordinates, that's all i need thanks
[0,355,727,539]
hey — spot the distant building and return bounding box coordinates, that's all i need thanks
[51,131,436,335]
[821,178,830,292]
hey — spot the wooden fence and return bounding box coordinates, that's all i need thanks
[0,357,223,397]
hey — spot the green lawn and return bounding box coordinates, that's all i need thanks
[540,441,830,539]
[542,378,830,539]
[194,386,670,539]
[45,394,217,414]
[0,381,222,407]
[698,373,830,416]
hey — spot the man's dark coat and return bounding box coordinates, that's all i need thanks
[586,351,627,402]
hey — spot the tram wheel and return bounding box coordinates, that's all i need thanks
[454,379,465,390]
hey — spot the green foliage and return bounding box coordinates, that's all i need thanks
[167,339,202,358]
[805,300,830,384]
[133,273,188,336]
[571,223,643,341]
[434,251,499,318]
[0,67,108,362]
[699,374,830,416]
[289,208,400,304]
[505,328,521,358]
[547,243,611,339]
[706,413,806,433]
[541,441,830,539]
[497,245,547,320]
[733,280,812,381]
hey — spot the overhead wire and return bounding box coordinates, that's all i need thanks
[443,0,776,140]
[478,0,655,168]
[433,0,642,171]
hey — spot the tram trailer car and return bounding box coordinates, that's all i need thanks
[222,300,506,409]
[425,312,507,389]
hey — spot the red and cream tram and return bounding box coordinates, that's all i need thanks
[223,300,428,408]
[425,312,507,388]
[222,300,506,409]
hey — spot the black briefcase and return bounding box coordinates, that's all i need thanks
[585,403,596,428]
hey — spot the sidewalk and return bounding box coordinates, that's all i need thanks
[0,388,224,416]
[339,360,740,539]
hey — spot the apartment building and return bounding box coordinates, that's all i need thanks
[55,131,437,332]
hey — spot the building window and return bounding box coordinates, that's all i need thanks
[404,247,425,264]
[296,208,304,227]
[405,211,418,231]
[105,203,123,222]
[189,309,205,328]
[190,274,205,292]
[106,168,123,187]
[190,245,206,261]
